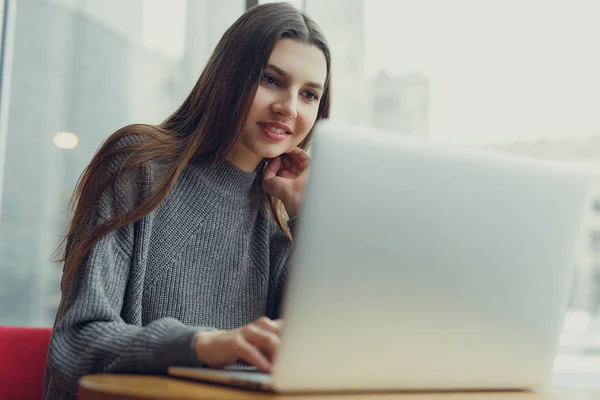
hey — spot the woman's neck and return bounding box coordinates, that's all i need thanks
[225,142,263,172]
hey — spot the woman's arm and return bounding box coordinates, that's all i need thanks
[48,215,206,394]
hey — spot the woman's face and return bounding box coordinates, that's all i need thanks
[235,38,327,167]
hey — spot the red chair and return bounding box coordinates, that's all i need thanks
[0,325,52,400]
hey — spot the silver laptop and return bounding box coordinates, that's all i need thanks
[169,120,593,393]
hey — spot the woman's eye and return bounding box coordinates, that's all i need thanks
[263,74,278,85]
[303,91,319,101]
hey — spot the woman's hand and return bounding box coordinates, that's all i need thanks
[262,147,310,218]
[193,317,283,373]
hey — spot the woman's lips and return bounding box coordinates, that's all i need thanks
[258,122,291,142]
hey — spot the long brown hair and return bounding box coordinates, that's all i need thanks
[58,2,332,291]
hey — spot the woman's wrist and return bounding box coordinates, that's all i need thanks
[284,203,299,219]
[193,330,222,364]
[282,196,303,219]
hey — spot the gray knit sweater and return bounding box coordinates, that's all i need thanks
[43,146,295,400]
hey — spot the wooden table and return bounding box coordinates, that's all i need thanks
[78,374,600,400]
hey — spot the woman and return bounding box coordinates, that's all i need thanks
[43,3,331,399]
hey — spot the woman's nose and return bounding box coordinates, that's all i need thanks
[271,93,298,119]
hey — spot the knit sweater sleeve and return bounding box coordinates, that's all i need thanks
[46,138,203,395]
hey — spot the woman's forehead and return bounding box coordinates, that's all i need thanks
[267,39,327,87]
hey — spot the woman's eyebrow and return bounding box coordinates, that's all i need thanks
[266,63,324,91]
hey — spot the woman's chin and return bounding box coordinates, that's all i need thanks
[258,145,287,159]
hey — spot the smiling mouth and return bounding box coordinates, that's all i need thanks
[267,126,287,134]
[259,123,292,142]
[260,123,291,135]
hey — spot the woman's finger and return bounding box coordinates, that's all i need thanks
[288,149,309,165]
[254,316,283,336]
[285,152,301,168]
[286,149,310,172]
[242,325,280,362]
[273,319,284,331]
[231,333,272,373]
[264,157,281,180]
[285,146,309,158]
[281,154,294,172]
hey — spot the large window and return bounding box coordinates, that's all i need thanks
[0,0,245,326]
